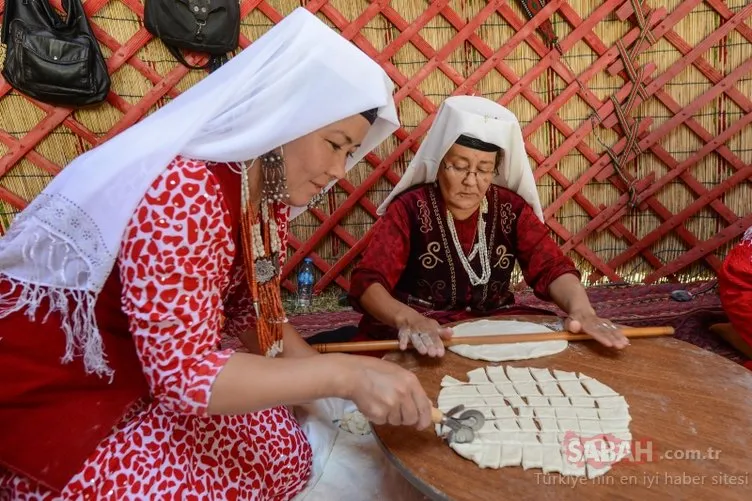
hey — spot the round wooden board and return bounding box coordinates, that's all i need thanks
[372,316,752,500]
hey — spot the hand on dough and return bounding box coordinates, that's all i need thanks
[565,312,629,349]
[397,313,453,357]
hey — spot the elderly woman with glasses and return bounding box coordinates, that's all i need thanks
[347,96,627,357]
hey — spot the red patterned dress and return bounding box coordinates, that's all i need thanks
[349,184,579,340]
[718,227,752,357]
[0,157,312,500]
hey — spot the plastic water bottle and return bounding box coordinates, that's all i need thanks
[297,257,315,308]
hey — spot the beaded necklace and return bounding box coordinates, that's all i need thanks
[240,157,287,357]
[445,196,491,286]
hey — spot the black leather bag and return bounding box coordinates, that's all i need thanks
[144,0,240,70]
[1,0,110,106]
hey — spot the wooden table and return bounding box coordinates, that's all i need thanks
[372,316,752,500]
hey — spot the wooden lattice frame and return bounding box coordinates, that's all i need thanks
[0,0,750,294]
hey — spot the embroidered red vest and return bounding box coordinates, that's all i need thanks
[394,184,523,313]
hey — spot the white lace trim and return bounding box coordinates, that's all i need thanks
[0,192,114,290]
[743,226,752,245]
[0,192,116,378]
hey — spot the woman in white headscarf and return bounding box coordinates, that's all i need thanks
[0,9,434,500]
[349,96,627,357]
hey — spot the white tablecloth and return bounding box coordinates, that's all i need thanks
[292,399,430,501]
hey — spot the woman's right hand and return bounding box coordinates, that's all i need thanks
[396,310,454,358]
[336,354,433,430]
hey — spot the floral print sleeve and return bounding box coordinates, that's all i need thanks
[118,157,236,416]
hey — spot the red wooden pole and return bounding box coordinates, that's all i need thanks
[645,215,752,284]
[0,187,28,211]
[315,231,375,294]
[599,165,752,277]
[593,108,752,235]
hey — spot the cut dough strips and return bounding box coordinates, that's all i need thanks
[448,320,567,362]
[437,366,632,479]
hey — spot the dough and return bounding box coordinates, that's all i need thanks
[436,365,632,479]
[338,411,371,435]
[448,320,567,362]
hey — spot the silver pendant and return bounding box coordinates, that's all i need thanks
[255,258,277,284]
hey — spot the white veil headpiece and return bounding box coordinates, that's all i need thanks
[377,96,542,220]
[0,8,399,377]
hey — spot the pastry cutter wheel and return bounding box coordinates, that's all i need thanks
[432,404,485,444]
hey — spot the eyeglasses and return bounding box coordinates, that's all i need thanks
[442,162,497,181]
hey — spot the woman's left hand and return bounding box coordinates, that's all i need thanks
[565,311,629,349]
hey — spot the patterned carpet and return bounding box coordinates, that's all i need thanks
[517,280,740,364]
[223,280,747,365]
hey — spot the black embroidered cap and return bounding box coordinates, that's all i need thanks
[360,108,378,125]
[455,134,500,152]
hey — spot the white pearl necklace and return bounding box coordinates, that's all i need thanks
[266,203,282,255]
[243,161,282,260]
[446,197,491,286]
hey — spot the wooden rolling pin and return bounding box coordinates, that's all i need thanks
[312,326,674,353]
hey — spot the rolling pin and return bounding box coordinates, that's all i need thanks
[312,326,674,353]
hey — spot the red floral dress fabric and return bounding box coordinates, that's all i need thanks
[0,157,311,500]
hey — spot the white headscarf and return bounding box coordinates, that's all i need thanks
[0,8,398,377]
[377,96,542,220]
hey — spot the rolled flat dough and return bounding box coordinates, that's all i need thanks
[436,366,632,479]
[448,320,567,362]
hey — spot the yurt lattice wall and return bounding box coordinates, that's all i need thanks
[0,0,750,294]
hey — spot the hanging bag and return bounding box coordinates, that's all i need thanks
[144,0,240,70]
[1,0,111,106]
